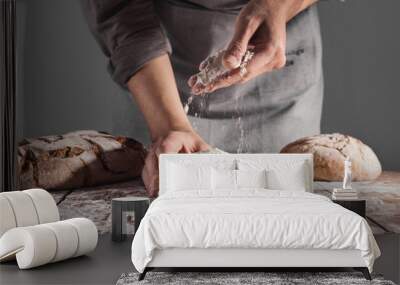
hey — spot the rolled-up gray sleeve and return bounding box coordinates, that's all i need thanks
[82,0,172,86]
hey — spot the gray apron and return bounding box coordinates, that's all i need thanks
[155,0,323,153]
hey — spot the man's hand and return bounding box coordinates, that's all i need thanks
[193,0,317,94]
[142,130,210,197]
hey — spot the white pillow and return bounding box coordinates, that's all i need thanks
[167,163,212,192]
[211,169,268,190]
[266,162,308,191]
[236,169,267,189]
[212,168,237,190]
[237,159,310,192]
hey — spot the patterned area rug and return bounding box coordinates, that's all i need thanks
[116,272,395,285]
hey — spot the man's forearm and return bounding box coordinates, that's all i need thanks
[285,0,318,21]
[262,0,317,23]
[127,54,193,142]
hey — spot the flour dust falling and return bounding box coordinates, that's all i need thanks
[186,49,255,153]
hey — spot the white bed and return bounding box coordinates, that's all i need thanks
[131,154,380,280]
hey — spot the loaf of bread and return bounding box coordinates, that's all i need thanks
[17,130,146,190]
[280,133,382,181]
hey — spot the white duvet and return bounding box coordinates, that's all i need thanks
[131,190,380,273]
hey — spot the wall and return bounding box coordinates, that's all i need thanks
[17,0,149,143]
[319,0,400,170]
[16,0,400,170]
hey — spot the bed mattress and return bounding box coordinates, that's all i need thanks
[131,190,380,273]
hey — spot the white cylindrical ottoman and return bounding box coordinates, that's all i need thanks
[0,196,17,237]
[23,188,59,224]
[0,189,59,238]
[0,218,98,269]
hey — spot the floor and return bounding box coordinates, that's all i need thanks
[0,234,133,285]
[1,234,398,285]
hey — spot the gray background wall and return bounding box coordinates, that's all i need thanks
[16,0,400,170]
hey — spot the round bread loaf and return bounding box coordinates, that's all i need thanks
[280,133,382,181]
[17,130,147,190]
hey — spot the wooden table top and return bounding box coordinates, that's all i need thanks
[52,171,400,235]
[314,171,400,234]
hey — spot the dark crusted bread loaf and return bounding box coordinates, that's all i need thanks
[17,130,147,190]
[281,133,382,181]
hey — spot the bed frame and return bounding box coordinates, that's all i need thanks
[149,248,366,268]
[139,154,371,281]
[140,248,371,280]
